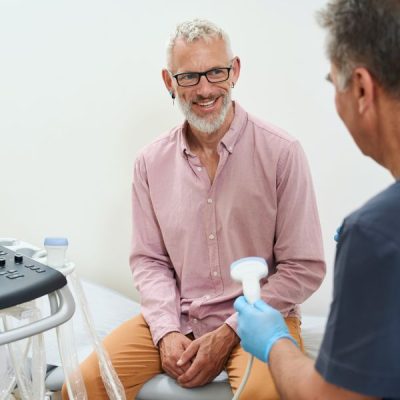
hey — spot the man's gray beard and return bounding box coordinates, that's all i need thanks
[177,91,232,135]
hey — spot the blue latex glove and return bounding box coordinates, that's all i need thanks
[234,296,297,363]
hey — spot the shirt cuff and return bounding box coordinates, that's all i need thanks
[149,318,181,346]
[224,312,238,334]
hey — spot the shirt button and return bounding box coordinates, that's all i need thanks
[208,234,215,240]
[197,167,202,172]
[228,146,233,151]
[213,271,218,277]
[204,295,210,300]
[207,198,213,204]
[193,318,198,324]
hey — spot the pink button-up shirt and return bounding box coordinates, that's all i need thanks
[130,102,325,345]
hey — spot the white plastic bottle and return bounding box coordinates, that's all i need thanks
[44,237,68,269]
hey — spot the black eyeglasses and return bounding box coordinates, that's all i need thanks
[172,66,232,87]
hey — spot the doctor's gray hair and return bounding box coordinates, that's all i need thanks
[166,19,233,70]
[317,0,400,98]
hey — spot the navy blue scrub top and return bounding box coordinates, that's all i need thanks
[316,181,400,399]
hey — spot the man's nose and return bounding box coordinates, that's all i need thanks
[194,75,215,97]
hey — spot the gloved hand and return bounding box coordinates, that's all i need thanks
[234,296,297,363]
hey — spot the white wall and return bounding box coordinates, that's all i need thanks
[0,0,392,316]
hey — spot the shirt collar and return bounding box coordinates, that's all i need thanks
[180,121,193,157]
[220,101,246,154]
[180,101,247,157]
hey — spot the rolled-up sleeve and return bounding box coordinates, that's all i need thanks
[130,154,181,345]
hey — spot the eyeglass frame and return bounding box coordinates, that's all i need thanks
[170,63,234,87]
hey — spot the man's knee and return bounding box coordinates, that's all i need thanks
[228,346,281,400]
[61,354,106,399]
[235,383,280,400]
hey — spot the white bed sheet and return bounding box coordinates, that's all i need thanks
[301,315,327,359]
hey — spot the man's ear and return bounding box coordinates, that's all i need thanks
[352,67,375,114]
[162,69,174,93]
[231,56,241,86]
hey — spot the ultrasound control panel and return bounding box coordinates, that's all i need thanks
[0,245,67,310]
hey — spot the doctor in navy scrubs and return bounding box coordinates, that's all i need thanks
[235,0,400,399]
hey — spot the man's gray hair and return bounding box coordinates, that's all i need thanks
[166,19,233,70]
[317,0,400,98]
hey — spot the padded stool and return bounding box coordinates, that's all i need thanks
[45,367,232,399]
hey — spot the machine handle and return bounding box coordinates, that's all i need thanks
[0,286,75,346]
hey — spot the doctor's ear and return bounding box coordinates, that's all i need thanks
[352,67,375,114]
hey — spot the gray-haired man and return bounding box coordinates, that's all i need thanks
[62,18,325,400]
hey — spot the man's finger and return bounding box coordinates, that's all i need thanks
[179,371,208,388]
[177,356,204,384]
[178,361,191,373]
[163,365,180,379]
[177,341,199,366]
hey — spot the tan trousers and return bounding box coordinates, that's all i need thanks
[62,314,303,400]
